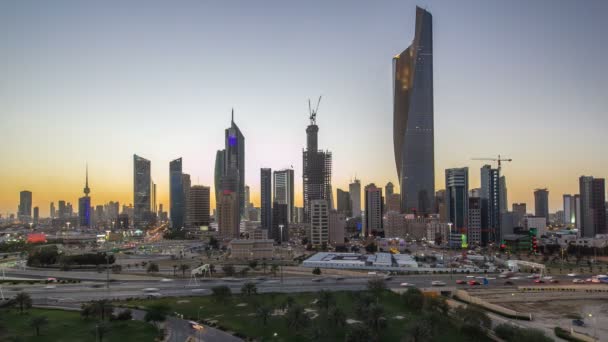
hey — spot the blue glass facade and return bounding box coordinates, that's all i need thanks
[393,7,435,215]
[170,158,185,229]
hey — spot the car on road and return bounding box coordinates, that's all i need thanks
[468,280,480,286]
[160,278,173,282]
[550,279,559,284]
[312,278,323,282]
[504,281,514,286]
[44,285,56,289]
[333,276,344,281]
[146,293,163,299]
[534,279,545,284]
[572,279,585,284]
[142,287,160,293]
[456,280,466,285]
[431,281,446,287]
[400,282,415,287]
[567,273,578,277]
[572,319,585,327]
[189,321,204,331]
[466,275,475,278]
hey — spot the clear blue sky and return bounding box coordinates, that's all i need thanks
[1,0,607,215]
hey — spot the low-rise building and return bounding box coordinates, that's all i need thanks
[229,239,274,260]
[302,252,419,270]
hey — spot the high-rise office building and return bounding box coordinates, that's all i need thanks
[329,210,346,246]
[58,200,66,219]
[273,169,294,224]
[349,178,362,217]
[393,7,435,215]
[214,149,225,206]
[468,197,481,246]
[512,203,526,227]
[574,195,581,229]
[260,168,272,231]
[245,185,250,207]
[133,154,151,228]
[364,183,383,237]
[385,193,401,214]
[480,165,500,244]
[272,202,289,243]
[182,173,191,226]
[303,110,332,222]
[189,185,210,228]
[33,207,39,226]
[225,111,245,216]
[445,167,469,231]
[563,194,577,227]
[18,190,32,220]
[499,176,508,213]
[50,202,55,219]
[435,190,447,222]
[385,182,394,197]
[78,165,92,228]
[534,188,549,224]
[170,158,185,229]
[218,190,239,238]
[310,199,329,246]
[579,176,606,237]
[336,189,351,217]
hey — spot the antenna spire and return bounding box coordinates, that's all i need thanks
[231,108,234,123]
[83,162,90,196]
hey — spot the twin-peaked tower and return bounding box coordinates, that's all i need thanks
[393,6,435,215]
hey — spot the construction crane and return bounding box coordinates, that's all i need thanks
[308,95,322,125]
[471,155,512,171]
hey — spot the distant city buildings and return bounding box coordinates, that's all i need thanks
[170,158,185,229]
[499,176,508,213]
[133,154,151,228]
[563,194,579,228]
[534,188,549,224]
[579,176,606,237]
[260,168,272,232]
[480,165,500,244]
[189,185,210,228]
[445,167,469,232]
[393,7,435,215]
[303,108,332,223]
[329,210,345,246]
[309,199,329,246]
[364,183,383,236]
[349,178,361,218]
[336,188,351,217]
[273,169,294,224]
[18,190,32,221]
[218,190,239,239]
[78,165,91,228]
[468,197,481,245]
[271,202,289,243]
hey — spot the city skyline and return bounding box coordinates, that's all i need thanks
[2,1,608,216]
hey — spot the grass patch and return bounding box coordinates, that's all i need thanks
[0,308,157,341]
[120,291,483,341]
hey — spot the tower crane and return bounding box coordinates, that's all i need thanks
[471,155,512,171]
[308,95,322,125]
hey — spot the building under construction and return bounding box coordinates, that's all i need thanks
[303,97,333,223]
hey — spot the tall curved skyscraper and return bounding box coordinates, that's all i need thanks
[393,6,435,215]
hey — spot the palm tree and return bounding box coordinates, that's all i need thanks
[92,299,111,321]
[172,264,177,276]
[270,264,279,277]
[255,305,271,326]
[180,264,190,278]
[261,261,268,274]
[92,322,110,342]
[316,290,335,312]
[283,296,295,310]
[14,292,32,314]
[365,303,386,339]
[285,304,309,335]
[241,282,257,296]
[329,307,346,327]
[147,262,159,274]
[403,318,433,342]
[29,316,49,336]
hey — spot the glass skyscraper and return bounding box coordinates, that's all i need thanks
[170,157,185,229]
[393,7,435,215]
[133,154,151,228]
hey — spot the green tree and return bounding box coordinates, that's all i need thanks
[454,306,491,330]
[92,322,110,342]
[401,287,424,312]
[270,264,279,277]
[208,236,219,249]
[80,303,94,320]
[91,299,112,321]
[29,316,48,336]
[367,278,387,301]
[365,303,386,340]
[255,305,271,326]
[423,296,449,315]
[316,290,335,312]
[283,296,295,310]
[402,318,433,342]
[146,262,159,273]
[222,264,235,276]
[179,264,190,278]
[285,304,310,335]
[241,282,257,296]
[144,303,170,333]
[211,285,232,303]
[13,292,32,314]
[172,264,177,276]
[261,261,268,274]
[328,307,346,328]
[365,242,378,253]
[346,323,372,342]
[312,267,322,275]
[248,260,258,269]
